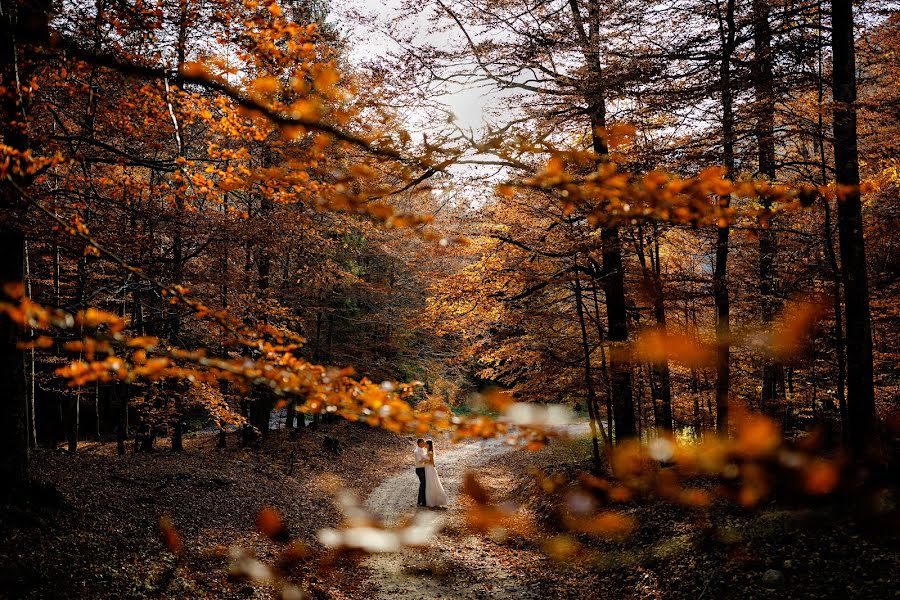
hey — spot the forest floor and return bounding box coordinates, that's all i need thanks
[0,421,410,599]
[2,422,897,599]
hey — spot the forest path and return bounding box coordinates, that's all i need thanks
[362,425,589,599]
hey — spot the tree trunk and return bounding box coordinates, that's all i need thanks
[286,400,296,428]
[95,382,101,441]
[570,0,636,441]
[68,391,80,453]
[240,398,253,446]
[24,240,38,448]
[0,218,28,495]
[116,384,127,456]
[633,225,674,432]
[252,190,275,436]
[574,265,608,472]
[753,0,784,416]
[588,284,615,441]
[589,103,636,441]
[171,420,183,452]
[830,0,876,453]
[0,0,50,498]
[714,0,736,437]
[601,225,636,440]
[816,13,847,437]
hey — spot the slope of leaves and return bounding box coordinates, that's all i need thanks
[465,434,900,599]
[0,422,408,599]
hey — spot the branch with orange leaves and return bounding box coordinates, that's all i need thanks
[56,42,454,178]
[499,154,870,230]
[1,284,567,448]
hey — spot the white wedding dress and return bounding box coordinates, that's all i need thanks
[424,451,449,507]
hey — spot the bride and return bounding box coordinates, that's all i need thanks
[424,439,449,507]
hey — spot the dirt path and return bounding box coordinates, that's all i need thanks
[363,425,589,599]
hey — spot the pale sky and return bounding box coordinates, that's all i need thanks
[328,0,496,133]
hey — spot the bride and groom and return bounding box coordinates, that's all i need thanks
[414,438,449,508]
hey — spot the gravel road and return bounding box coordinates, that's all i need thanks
[363,424,590,599]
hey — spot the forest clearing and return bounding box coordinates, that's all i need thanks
[1,0,898,597]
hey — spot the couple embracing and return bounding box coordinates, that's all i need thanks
[414,438,449,508]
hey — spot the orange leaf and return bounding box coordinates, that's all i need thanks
[632,328,715,367]
[159,516,182,554]
[804,459,839,495]
[256,507,284,540]
[733,413,780,457]
[571,511,636,539]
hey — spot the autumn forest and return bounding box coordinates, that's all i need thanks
[0,0,898,597]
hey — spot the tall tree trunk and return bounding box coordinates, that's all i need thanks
[25,240,37,448]
[240,398,253,446]
[68,389,80,453]
[95,381,101,441]
[285,400,296,429]
[569,0,635,440]
[816,8,847,438]
[590,107,635,440]
[753,0,784,416]
[0,216,28,495]
[167,5,190,453]
[589,284,615,441]
[830,0,876,453]
[632,225,674,432]
[574,264,608,472]
[116,384,127,456]
[253,187,275,435]
[713,0,736,436]
[602,225,636,440]
[0,0,50,498]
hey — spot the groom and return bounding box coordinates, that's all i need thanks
[414,438,428,507]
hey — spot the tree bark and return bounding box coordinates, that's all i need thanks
[115,383,131,456]
[0,0,50,497]
[753,0,784,416]
[589,284,615,441]
[816,10,847,437]
[167,2,190,453]
[286,400,296,428]
[25,240,37,448]
[823,197,848,436]
[602,226,636,440]
[252,189,275,435]
[714,0,736,436]
[0,217,28,495]
[568,0,635,440]
[590,105,635,440]
[830,0,876,453]
[633,225,673,432]
[573,264,608,472]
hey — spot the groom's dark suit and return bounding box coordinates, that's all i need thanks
[415,467,426,506]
